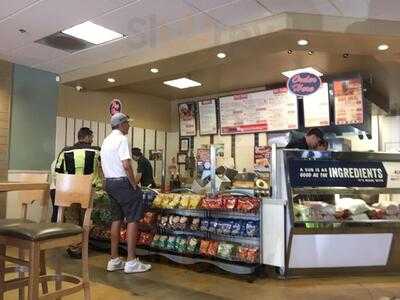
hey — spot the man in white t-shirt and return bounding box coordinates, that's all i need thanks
[101,113,151,273]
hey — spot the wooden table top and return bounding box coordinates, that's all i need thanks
[0,182,49,192]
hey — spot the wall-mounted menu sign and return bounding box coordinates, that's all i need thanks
[219,91,268,134]
[264,88,298,132]
[334,78,364,125]
[219,88,298,134]
[303,82,330,127]
[178,102,196,137]
[198,99,218,135]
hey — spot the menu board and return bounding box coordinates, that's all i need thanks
[198,99,218,135]
[219,88,298,134]
[303,83,330,127]
[264,88,298,131]
[219,91,268,134]
[333,78,363,125]
[178,102,196,136]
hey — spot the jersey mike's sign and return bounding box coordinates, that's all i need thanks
[287,72,321,96]
[288,159,388,188]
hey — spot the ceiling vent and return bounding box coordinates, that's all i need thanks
[35,32,95,53]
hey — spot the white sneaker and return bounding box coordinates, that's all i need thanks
[124,258,152,274]
[107,257,125,272]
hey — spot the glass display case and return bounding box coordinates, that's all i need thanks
[262,146,400,277]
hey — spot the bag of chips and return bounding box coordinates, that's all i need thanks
[179,195,190,209]
[200,219,209,232]
[166,236,176,251]
[177,216,189,230]
[217,243,235,259]
[190,218,200,231]
[199,240,210,255]
[245,221,259,237]
[208,219,218,233]
[158,235,168,249]
[169,215,181,230]
[207,241,219,256]
[246,247,259,263]
[151,234,161,248]
[188,195,202,209]
[175,237,187,253]
[159,215,168,229]
[231,221,242,236]
[186,237,200,254]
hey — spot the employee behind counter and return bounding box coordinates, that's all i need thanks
[132,147,156,188]
[286,128,327,151]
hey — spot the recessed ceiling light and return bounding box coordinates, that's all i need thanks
[217,52,227,59]
[282,67,323,78]
[107,78,116,83]
[62,21,123,45]
[342,53,349,58]
[287,49,293,54]
[297,39,309,46]
[377,44,389,51]
[307,50,314,55]
[55,75,60,82]
[150,68,159,74]
[163,77,202,89]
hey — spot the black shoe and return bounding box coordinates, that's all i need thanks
[66,248,82,259]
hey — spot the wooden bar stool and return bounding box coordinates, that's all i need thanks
[0,174,93,300]
[0,173,49,300]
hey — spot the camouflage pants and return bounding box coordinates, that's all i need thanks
[64,204,84,254]
[64,203,84,226]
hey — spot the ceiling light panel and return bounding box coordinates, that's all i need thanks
[163,77,202,89]
[62,21,123,45]
[282,67,323,78]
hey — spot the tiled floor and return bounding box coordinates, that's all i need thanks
[5,249,400,300]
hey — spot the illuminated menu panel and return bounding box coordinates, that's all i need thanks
[334,78,364,125]
[198,99,218,135]
[219,88,298,134]
[303,83,330,127]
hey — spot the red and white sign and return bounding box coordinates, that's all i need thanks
[109,99,122,116]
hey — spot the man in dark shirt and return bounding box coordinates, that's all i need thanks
[286,128,324,150]
[132,147,156,188]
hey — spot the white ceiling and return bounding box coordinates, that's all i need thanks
[1,0,400,77]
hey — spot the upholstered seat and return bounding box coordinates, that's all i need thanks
[0,218,34,227]
[0,222,82,241]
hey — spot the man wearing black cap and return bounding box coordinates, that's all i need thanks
[101,113,151,274]
[286,128,324,150]
[132,147,156,188]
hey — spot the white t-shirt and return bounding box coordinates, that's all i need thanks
[101,130,131,178]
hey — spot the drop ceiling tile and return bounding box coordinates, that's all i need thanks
[163,12,225,41]
[257,0,340,15]
[94,0,198,36]
[0,0,139,52]
[37,31,159,74]
[0,0,39,20]
[331,0,400,20]
[183,0,236,11]
[206,0,272,26]
[11,43,68,67]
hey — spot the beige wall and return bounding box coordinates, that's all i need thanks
[0,60,12,218]
[58,85,171,131]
